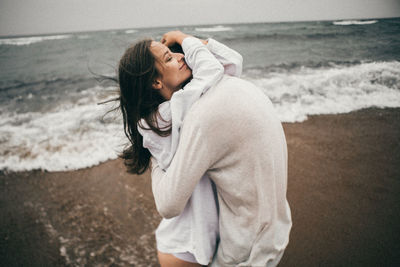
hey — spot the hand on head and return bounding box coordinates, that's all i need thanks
[160,31,191,47]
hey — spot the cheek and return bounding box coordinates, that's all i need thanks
[164,67,181,85]
[185,68,192,78]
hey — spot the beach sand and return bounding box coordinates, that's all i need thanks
[1,108,399,266]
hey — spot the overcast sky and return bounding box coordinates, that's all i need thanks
[1,0,399,37]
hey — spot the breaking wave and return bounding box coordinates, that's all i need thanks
[0,34,73,46]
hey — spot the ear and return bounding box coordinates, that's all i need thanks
[152,78,162,90]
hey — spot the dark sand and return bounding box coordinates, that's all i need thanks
[1,108,399,266]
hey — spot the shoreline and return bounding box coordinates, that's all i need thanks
[1,107,400,266]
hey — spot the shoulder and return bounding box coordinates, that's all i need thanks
[183,75,270,133]
[158,101,172,122]
[181,76,235,135]
[185,75,255,118]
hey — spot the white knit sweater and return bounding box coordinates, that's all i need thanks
[151,75,292,266]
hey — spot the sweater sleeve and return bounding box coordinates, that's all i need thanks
[206,38,243,77]
[179,37,224,98]
[151,121,213,218]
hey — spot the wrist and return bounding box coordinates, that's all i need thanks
[176,33,191,45]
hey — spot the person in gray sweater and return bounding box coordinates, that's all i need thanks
[117,31,292,266]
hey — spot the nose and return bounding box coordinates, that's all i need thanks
[173,53,184,61]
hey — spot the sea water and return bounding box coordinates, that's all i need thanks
[0,18,399,171]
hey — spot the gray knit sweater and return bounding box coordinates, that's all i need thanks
[151,74,292,266]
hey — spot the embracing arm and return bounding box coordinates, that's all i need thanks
[150,122,214,218]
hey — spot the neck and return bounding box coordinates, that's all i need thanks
[159,76,192,100]
[159,87,173,100]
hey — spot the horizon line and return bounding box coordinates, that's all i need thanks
[0,15,398,39]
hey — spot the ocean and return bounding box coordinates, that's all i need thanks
[1,18,399,172]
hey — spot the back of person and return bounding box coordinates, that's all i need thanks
[183,75,292,266]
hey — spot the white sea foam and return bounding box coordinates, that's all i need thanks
[195,25,233,32]
[78,34,91,39]
[125,29,137,34]
[333,20,378,25]
[1,62,399,172]
[0,34,72,46]
[244,61,400,122]
[0,87,124,172]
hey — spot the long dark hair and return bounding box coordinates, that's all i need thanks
[118,39,171,174]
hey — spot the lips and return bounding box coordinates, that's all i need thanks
[180,60,187,70]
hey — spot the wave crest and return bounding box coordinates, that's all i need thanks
[244,61,400,122]
[195,25,233,32]
[0,88,124,172]
[125,29,137,34]
[0,34,72,46]
[333,20,378,26]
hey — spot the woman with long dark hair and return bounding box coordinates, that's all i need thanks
[117,31,243,266]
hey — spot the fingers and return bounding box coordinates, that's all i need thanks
[160,33,170,45]
[160,31,188,47]
[160,35,170,46]
[161,38,172,47]
[160,32,176,47]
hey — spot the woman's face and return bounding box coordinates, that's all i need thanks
[150,41,192,96]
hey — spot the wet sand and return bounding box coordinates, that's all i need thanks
[1,108,399,266]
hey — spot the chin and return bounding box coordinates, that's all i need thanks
[180,76,192,88]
